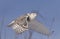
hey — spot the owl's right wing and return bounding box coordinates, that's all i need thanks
[28,20,53,36]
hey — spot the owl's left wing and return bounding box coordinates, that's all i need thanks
[8,17,29,34]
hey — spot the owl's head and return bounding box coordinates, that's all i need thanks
[26,13,37,20]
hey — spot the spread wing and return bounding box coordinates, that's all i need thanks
[28,20,52,36]
[8,15,29,34]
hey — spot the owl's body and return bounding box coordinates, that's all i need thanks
[8,13,36,34]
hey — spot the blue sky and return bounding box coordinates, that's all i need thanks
[0,0,60,39]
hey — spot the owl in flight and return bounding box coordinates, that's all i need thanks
[8,13,53,36]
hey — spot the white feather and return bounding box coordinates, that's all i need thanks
[27,13,37,20]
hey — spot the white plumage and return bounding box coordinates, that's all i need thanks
[8,13,52,36]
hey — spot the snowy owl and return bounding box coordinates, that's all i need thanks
[8,13,53,36]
